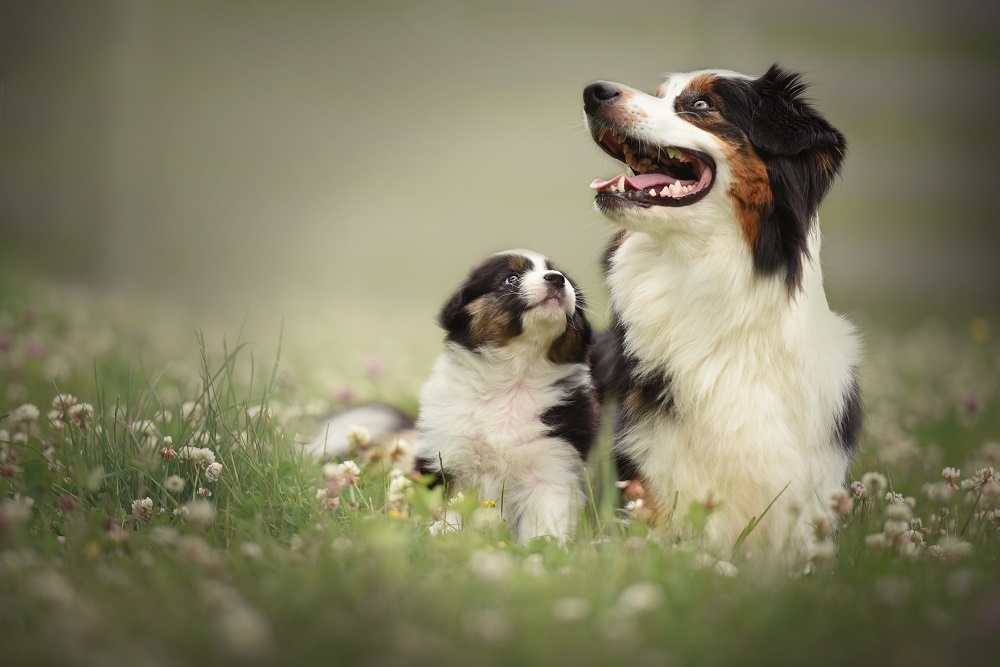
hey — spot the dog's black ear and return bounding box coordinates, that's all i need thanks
[742,65,847,293]
[748,65,847,170]
[437,288,471,341]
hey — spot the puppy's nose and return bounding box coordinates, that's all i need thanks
[543,272,566,288]
[583,81,621,114]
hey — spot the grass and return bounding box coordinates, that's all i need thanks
[1,278,999,667]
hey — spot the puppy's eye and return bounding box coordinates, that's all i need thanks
[692,99,713,110]
[504,274,519,286]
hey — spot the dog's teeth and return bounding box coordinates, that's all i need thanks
[617,175,626,191]
[598,128,608,142]
[665,147,680,160]
[648,188,656,196]
[660,186,670,196]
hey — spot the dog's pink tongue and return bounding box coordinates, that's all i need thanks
[589,173,676,191]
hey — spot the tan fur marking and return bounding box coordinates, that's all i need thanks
[721,142,771,246]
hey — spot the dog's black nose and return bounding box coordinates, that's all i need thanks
[583,81,621,114]
[543,272,566,288]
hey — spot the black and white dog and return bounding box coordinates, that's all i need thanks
[584,66,863,561]
[414,250,599,543]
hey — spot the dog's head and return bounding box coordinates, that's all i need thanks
[438,250,592,363]
[584,64,846,290]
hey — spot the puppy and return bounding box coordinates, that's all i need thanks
[583,66,862,562]
[414,250,599,543]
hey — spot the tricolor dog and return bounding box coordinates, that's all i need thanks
[583,65,862,562]
[414,250,599,543]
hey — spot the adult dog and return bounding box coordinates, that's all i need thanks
[584,65,862,563]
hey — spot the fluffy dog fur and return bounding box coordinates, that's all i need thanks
[414,250,599,543]
[583,65,862,563]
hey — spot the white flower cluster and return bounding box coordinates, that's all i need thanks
[177,446,217,468]
[131,497,154,523]
[345,424,371,451]
[387,468,413,508]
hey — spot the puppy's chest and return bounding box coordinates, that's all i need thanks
[463,380,561,447]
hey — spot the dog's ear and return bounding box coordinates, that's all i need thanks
[742,65,847,293]
[437,288,471,339]
[748,65,847,172]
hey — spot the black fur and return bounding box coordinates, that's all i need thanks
[835,373,864,454]
[541,381,600,459]
[713,65,848,292]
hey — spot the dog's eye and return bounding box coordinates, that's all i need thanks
[692,98,713,111]
[504,274,519,286]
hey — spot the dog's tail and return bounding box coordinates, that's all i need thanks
[301,403,414,460]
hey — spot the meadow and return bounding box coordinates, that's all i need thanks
[1,273,998,667]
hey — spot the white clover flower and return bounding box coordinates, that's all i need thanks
[932,536,973,563]
[216,602,275,659]
[468,550,515,584]
[388,437,411,461]
[885,502,913,521]
[338,460,361,485]
[552,597,591,622]
[240,542,263,559]
[448,492,466,505]
[922,481,953,503]
[205,462,223,482]
[883,519,909,538]
[50,394,78,413]
[616,581,664,616]
[11,403,40,424]
[345,424,371,450]
[942,467,961,488]
[321,462,340,481]
[861,472,888,496]
[522,553,545,577]
[849,480,870,501]
[131,497,154,523]
[164,475,186,494]
[810,540,838,569]
[173,506,190,519]
[180,401,202,420]
[961,467,997,492]
[177,446,216,468]
[67,403,94,429]
[829,488,853,516]
[184,499,215,529]
[884,491,906,505]
[0,495,34,524]
[387,468,413,507]
[197,487,212,497]
[315,488,328,500]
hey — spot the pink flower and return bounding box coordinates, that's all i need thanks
[335,386,355,404]
[364,356,384,377]
[26,340,46,359]
[322,496,341,511]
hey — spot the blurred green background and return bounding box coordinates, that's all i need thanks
[1,0,998,351]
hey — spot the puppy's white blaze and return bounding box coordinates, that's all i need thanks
[608,221,860,562]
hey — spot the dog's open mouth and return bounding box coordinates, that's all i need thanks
[590,127,715,208]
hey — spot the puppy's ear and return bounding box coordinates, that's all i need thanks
[438,288,470,337]
[748,65,846,170]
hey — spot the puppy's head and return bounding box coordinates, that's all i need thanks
[584,64,846,290]
[438,250,593,364]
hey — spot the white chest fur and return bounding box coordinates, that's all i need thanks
[609,229,860,560]
[415,343,590,542]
